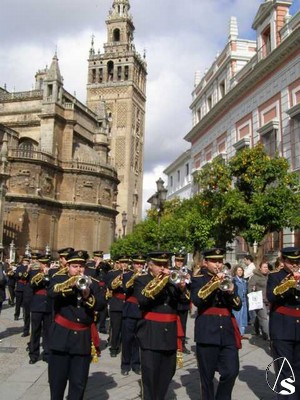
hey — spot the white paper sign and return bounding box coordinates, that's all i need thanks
[247,290,263,311]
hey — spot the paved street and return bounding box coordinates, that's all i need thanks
[0,303,275,399]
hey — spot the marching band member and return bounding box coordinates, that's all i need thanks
[134,251,190,400]
[47,250,105,400]
[191,248,242,400]
[267,247,300,399]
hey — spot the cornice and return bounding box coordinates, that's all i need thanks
[184,27,300,143]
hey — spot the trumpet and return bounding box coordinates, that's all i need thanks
[169,266,191,285]
[76,275,92,291]
[219,275,234,291]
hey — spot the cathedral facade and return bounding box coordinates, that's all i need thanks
[0,0,146,258]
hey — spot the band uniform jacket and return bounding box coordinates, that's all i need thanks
[191,271,241,346]
[15,264,30,292]
[106,269,126,312]
[29,268,52,313]
[267,268,300,341]
[133,272,190,351]
[48,273,106,355]
[122,271,142,319]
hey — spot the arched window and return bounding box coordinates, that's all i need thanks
[113,28,120,42]
[19,139,37,158]
[107,61,114,81]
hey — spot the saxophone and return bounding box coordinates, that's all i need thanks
[198,276,221,299]
[273,274,297,295]
[142,273,169,299]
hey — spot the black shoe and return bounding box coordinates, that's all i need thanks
[21,333,30,337]
[14,316,19,321]
[42,355,49,363]
[99,329,108,334]
[132,367,141,375]
[183,346,191,355]
[262,333,269,340]
[110,350,117,357]
[121,369,129,376]
[29,358,38,365]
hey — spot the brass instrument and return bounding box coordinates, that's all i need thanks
[219,274,233,291]
[31,272,45,285]
[273,273,297,295]
[76,275,92,291]
[169,266,191,285]
[53,275,78,293]
[111,272,123,289]
[142,273,169,299]
[198,276,221,299]
[126,270,142,289]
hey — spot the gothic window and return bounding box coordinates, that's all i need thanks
[92,69,96,83]
[19,139,36,158]
[107,61,114,81]
[99,68,103,83]
[113,28,120,42]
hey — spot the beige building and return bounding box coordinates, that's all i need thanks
[0,0,147,258]
[0,54,119,258]
[86,0,147,234]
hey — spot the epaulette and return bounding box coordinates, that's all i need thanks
[87,266,96,270]
[31,266,41,271]
[91,276,100,283]
[52,266,68,277]
[193,273,203,278]
[269,269,280,274]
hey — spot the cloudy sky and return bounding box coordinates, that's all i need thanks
[1,0,299,214]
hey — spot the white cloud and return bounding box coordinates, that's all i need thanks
[1,0,299,218]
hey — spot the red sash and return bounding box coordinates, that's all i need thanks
[17,280,28,285]
[98,281,105,287]
[55,314,100,355]
[143,311,184,352]
[199,307,242,349]
[113,293,126,301]
[35,289,47,296]
[274,305,300,317]
[126,296,138,304]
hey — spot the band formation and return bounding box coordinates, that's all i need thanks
[0,245,299,400]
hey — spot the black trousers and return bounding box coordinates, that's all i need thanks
[271,339,300,399]
[14,290,24,318]
[140,348,176,400]
[121,317,140,370]
[196,343,239,400]
[98,305,108,332]
[178,309,189,341]
[48,350,91,400]
[109,310,123,352]
[29,311,52,359]
[7,285,15,304]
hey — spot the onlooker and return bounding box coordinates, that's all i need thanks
[243,255,256,280]
[232,265,248,337]
[243,254,256,326]
[249,261,270,340]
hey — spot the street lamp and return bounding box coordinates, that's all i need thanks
[45,244,51,256]
[121,211,127,237]
[9,239,16,263]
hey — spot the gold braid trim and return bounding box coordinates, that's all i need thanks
[105,288,113,300]
[273,276,297,295]
[142,274,169,299]
[85,295,96,308]
[52,266,68,277]
[31,272,45,286]
[185,290,191,300]
[53,276,78,293]
[198,276,220,300]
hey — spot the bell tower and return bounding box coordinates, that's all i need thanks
[86,0,147,236]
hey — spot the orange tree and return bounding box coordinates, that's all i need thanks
[194,143,300,260]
